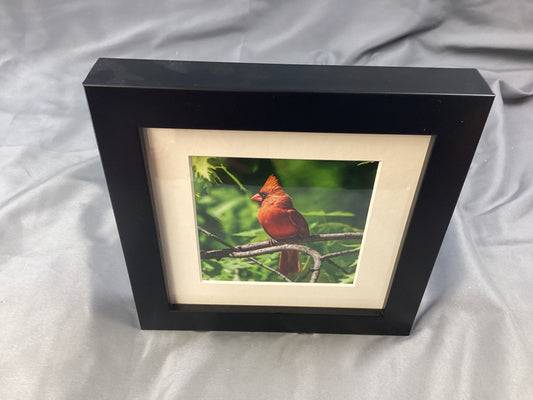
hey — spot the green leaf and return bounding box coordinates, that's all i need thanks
[302,210,355,217]
[209,197,244,220]
[216,165,250,194]
[191,156,220,183]
[316,271,331,283]
[233,228,266,237]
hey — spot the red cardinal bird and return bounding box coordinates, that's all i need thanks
[251,175,309,275]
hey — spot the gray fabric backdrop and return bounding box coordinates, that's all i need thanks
[1,1,532,399]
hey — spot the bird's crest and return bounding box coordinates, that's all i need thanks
[260,174,282,193]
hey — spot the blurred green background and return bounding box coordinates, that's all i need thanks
[192,156,378,283]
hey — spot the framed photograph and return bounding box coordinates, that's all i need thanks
[84,58,493,335]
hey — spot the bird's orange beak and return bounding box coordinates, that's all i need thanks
[251,193,262,202]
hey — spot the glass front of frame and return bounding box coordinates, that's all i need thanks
[143,128,432,309]
[193,156,377,285]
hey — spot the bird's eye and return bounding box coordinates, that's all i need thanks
[260,192,267,199]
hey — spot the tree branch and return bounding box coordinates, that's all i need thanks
[224,243,323,283]
[200,232,362,260]
[198,226,292,282]
[198,227,363,283]
[322,249,360,260]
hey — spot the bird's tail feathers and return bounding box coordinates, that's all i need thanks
[279,250,301,276]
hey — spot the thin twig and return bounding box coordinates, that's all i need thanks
[198,226,291,282]
[324,259,351,275]
[198,226,233,248]
[322,249,360,259]
[224,244,323,283]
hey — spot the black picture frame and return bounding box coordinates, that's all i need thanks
[84,58,493,335]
